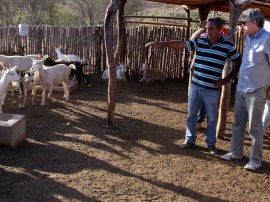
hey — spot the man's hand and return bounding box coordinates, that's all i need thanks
[214,79,229,88]
[145,41,163,48]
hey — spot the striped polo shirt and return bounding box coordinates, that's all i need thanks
[186,37,241,89]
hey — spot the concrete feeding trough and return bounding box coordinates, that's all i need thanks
[0,113,26,149]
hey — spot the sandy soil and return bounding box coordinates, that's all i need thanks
[0,75,270,202]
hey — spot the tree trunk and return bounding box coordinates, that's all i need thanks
[104,0,119,127]
[104,0,126,127]
[114,0,127,65]
[216,1,243,138]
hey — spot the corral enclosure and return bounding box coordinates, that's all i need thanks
[0,75,270,201]
[0,22,245,79]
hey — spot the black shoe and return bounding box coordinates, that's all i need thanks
[180,141,195,149]
[208,145,218,154]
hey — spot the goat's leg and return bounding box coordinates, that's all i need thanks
[18,81,24,108]
[71,74,77,82]
[47,87,56,103]
[80,72,91,87]
[62,81,67,98]
[41,88,46,106]
[62,81,69,101]
[22,86,28,108]
[31,86,37,105]
[11,89,17,104]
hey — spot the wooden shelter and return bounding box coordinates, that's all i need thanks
[145,0,270,19]
[145,0,270,138]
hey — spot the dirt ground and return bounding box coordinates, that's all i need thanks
[0,74,270,202]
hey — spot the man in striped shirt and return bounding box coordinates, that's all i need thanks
[145,17,241,154]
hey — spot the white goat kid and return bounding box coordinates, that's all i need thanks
[140,63,166,82]
[55,47,85,62]
[0,66,21,113]
[20,70,40,108]
[30,57,76,106]
[102,63,126,81]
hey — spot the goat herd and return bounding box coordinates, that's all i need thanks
[0,47,166,114]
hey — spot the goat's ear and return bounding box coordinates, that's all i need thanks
[13,65,19,71]
[3,66,8,71]
[42,55,49,61]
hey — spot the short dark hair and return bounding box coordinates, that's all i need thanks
[207,17,223,29]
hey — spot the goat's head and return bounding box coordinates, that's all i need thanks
[5,66,21,82]
[55,47,62,54]
[24,70,35,83]
[117,63,125,71]
[140,63,148,72]
[30,59,43,71]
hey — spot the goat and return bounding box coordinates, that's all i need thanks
[29,57,76,106]
[140,63,166,82]
[16,70,40,108]
[0,66,21,113]
[0,55,41,109]
[102,63,126,81]
[55,47,85,62]
[0,45,26,71]
[43,56,91,87]
[0,54,41,72]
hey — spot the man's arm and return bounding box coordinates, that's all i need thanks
[190,28,206,40]
[145,40,187,49]
[214,57,242,88]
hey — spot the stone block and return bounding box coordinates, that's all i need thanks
[0,113,26,149]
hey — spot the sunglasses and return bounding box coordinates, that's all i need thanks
[241,20,254,26]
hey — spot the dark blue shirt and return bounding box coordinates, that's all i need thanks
[186,37,241,89]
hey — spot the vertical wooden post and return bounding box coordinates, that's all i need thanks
[95,26,102,74]
[216,1,243,138]
[104,0,127,127]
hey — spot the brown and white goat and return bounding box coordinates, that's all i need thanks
[140,63,166,82]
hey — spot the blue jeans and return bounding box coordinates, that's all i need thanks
[185,84,221,146]
[197,104,206,123]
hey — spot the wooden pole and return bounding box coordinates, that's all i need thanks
[216,1,243,139]
[104,0,119,127]
[104,0,127,127]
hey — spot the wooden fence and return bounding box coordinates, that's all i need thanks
[0,25,245,79]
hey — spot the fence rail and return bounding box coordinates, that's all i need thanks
[0,24,245,79]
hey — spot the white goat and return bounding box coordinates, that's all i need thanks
[0,66,21,113]
[29,57,76,106]
[140,63,166,82]
[0,54,41,72]
[55,47,85,62]
[102,63,126,81]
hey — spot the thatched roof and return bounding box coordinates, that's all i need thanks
[145,0,270,19]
